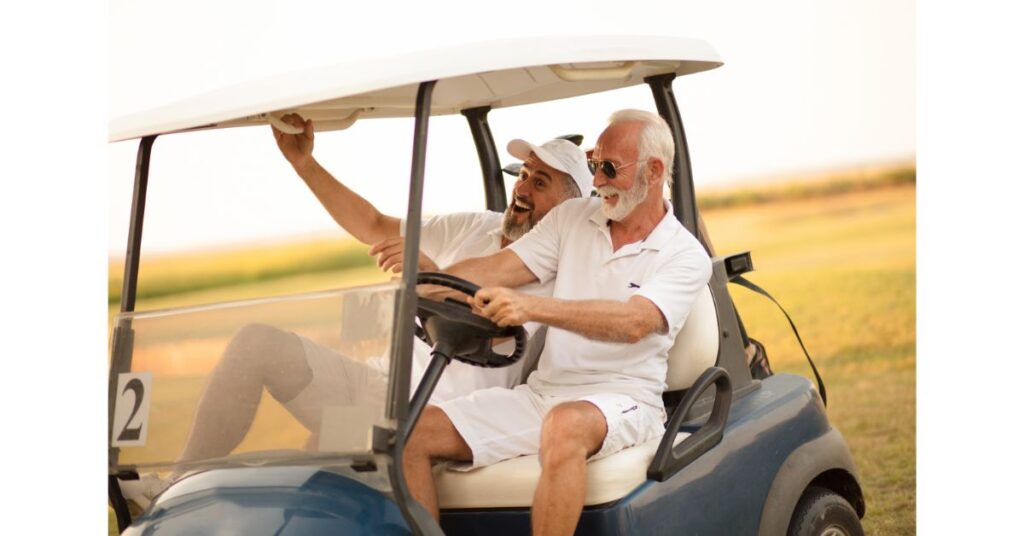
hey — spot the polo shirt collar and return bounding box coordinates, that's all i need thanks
[641,200,680,251]
[588,198,678,252]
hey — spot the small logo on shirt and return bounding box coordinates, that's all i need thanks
[628,282,641,289]
[621,405,638,415]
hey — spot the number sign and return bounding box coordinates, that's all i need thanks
[111,372,152,447]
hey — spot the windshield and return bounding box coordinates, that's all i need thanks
[108,282,399,474]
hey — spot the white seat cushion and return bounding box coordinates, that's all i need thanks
[436,432,688,509]
[665,285,719,391]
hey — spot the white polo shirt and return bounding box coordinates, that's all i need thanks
[404,211,505,270]
[507,197,712,409]
[399,212,550,402]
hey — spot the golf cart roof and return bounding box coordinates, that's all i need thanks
[109,34,722,142]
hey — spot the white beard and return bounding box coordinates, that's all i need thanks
[597,171,648,221]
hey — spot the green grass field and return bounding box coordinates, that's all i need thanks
[704,185,915,534]
[108,180,915,534]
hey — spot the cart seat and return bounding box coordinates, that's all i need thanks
[436,432,689,508]
[437,285,718,509]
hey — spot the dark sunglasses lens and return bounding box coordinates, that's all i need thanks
[588,159,618,178]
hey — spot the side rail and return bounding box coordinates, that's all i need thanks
[647,366,732,481]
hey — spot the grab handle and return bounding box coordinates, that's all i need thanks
[647,366,732,481]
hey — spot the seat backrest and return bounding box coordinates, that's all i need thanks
[665,285,719,391]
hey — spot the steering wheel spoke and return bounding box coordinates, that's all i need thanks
[415,272,527,367]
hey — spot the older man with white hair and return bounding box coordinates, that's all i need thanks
[404,109,713,536]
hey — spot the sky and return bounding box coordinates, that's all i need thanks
[107,0,915,256]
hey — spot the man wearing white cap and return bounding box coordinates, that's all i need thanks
[260,114,592,405]
[120,114,593,510]
[404,109,713,535]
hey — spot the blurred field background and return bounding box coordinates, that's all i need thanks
[108,163,915,535]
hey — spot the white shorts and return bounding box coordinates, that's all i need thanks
[282,335,388,431]
[283,334,528,427]
[437,384,666,470]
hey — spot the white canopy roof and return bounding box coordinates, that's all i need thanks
[109,35,722,142]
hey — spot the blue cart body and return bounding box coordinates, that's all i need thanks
[126,374,857,535]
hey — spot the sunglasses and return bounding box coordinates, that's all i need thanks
[587,158,641,179]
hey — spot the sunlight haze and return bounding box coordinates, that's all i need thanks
[108,0,914,255]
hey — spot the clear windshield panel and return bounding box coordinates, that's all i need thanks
[108,283,399,474]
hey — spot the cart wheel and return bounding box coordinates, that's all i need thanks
[786,486,863,536]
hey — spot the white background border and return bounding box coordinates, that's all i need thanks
[4,1,1022,533]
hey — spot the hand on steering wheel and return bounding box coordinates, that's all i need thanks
[415,272,527,367]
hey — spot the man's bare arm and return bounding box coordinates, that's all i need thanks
[472,289,666,343]
[444,249,539,289]
[416,249,538,302]
[273,114,400,245]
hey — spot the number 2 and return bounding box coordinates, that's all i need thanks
[117,378,145,442]
[112,372,151,447]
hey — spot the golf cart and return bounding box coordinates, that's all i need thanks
[108,35,865,535]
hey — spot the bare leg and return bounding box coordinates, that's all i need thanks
[178,323,312,464]
[403,406,473,519]
[532,402,608,536]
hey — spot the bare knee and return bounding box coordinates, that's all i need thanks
[406,407,449,458]
[228,323,293,355]
[224,323,311,401]
[406,406,470,462]
[539,404,605,468]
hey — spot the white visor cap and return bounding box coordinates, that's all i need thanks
[507,138,593,197]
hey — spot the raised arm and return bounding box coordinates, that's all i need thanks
[273,114,400,245]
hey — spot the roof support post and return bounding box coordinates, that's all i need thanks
[645,74,699,236]
[108,134,156,533]
[387,81,434,422]
[386,80,445,536]
[461,106,507,212]
[118,135,156,314]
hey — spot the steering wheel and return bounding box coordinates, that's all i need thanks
[415,272,527,367]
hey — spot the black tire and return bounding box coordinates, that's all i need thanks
[787,486,863,536]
